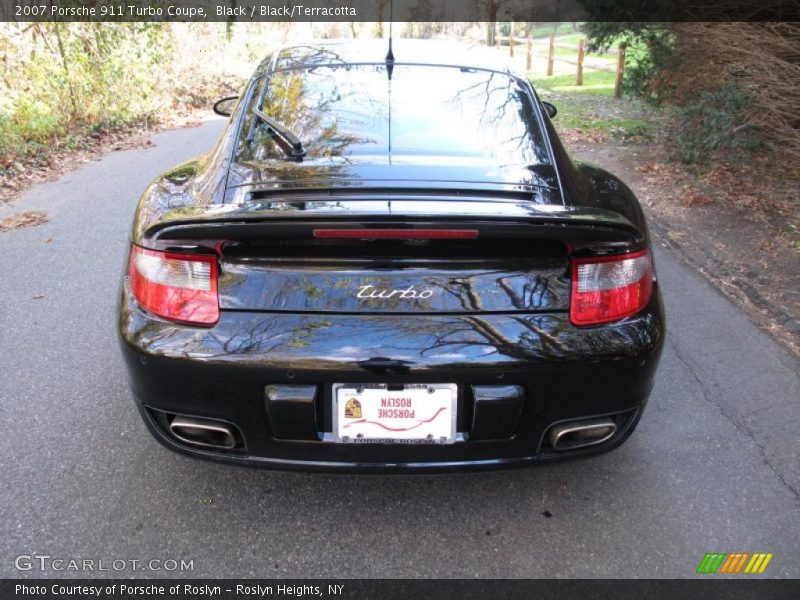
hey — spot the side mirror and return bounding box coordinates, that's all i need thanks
[542,101,557,119]
[213,96,239,117]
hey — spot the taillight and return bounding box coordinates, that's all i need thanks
[313,229,479,239]
[570,249,653,326]
[128,244,219,326]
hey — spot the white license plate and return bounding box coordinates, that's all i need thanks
[332,384,457,444]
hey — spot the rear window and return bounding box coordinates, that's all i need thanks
[236,64,552,166]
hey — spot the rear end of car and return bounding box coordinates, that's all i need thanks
[118,198,664,472]
[118,42,664,471]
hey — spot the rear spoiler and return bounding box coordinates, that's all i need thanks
[138,200,645,256]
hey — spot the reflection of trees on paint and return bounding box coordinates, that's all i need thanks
[125,269,659,368]
[219,263,567,315]
[236,62,554,166]
[450,72,551,166]
[244,68,376,161]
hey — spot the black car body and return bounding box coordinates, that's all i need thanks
[118,40,665,472]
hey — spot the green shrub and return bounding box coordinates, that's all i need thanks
[581,23,676,102]
[621,38,666,100]
[0,112,21,161]
[674,83,763,164]
[0,23,179,162]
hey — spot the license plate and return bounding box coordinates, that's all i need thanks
[332,383,457,444]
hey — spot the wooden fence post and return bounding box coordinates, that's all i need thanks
[547,34,554,76]
[576,38,585,86]
[509,32,514,57]
[614,43,627,98]
[526,38,532,71]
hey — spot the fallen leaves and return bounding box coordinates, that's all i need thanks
[636,162,666,175]
[0,123,160,204]
[682,194,714,207]
[666,229,688,242]
[704,163,738,187]
[636,161,684,186]
[0,211,48,232]
[636,163,720,209]
[111,139,154,151]
[561,129,607,145]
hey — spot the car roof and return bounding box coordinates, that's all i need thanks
[256,39,521,78]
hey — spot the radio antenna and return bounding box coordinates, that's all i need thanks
[385,0,395,67]
[385,0,394,161]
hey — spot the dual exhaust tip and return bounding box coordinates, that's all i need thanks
[547,417,617,451]
[167,413,617,453]
[169,415,237,450]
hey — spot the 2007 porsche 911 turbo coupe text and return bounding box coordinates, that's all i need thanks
[118,40,665,472]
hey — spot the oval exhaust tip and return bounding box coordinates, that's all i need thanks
[548,418,617,451]
[169,416,236,450]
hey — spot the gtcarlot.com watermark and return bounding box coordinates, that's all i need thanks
[14,553,194,572]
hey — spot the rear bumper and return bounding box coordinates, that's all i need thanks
[118,287,665,473]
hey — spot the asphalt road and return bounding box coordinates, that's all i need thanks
[1,118,798,579]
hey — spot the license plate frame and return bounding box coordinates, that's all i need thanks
[332,383,457,445]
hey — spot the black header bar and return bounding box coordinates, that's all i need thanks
[3,0,799,23]
[4,579,800,600]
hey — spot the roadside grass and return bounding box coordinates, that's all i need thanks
[552,45,611,59]
[0,22,251,187]
[523,31,644,137]
[532,77,658,141]
[529,24,580,39]
[547,32,615,55]
[532,22,586,39]
[558,105,654,139]
[0,114,144,177]
[531,70,617,96]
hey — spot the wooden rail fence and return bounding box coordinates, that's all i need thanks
[497,35,627,98]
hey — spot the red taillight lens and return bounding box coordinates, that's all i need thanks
[312,229,479,239]
[128,245,219,326]
[570,249,653,326]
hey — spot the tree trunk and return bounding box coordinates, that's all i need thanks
[486,0,497,46]
[52,23,79,121]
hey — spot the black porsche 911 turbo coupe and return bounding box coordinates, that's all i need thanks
[118,39,665,472]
